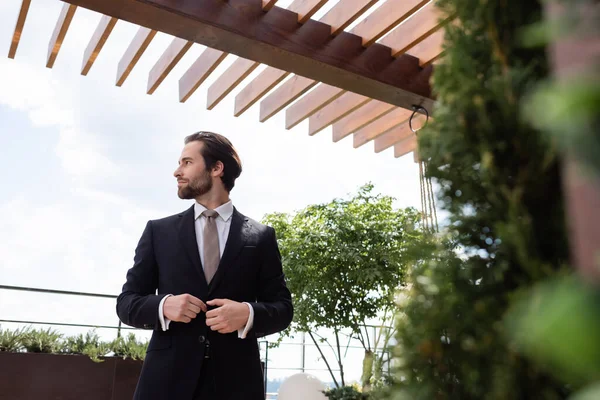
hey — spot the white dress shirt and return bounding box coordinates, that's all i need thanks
[158,200,254,338]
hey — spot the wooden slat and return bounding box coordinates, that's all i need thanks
[353,108,412,148]
[207,58,259,109]
[262,0,278,11]
[374,120,414,152]
[394,134,417,158]
[308,92,370,136]
[380,1,445,57]
[64,0,433,110]
[46,4,77,68]
[332,100,395,142]
[213,0,362,112]
[406,28,445,66]
[234,68,289,116]
[81,15,118,76]
[286,84,343,129]
[289,0,329,23]
[116,27,157,87]
[180,47,228,102]
[147,37,193,95]
[351,0,429,46]
[259,75,317,122]
[8,0,31,59]
[319,0,378,36]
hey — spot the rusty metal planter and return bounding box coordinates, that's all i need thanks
[0,352,142,400]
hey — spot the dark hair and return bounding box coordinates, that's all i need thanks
[184,131,242,192]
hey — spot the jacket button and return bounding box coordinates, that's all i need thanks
[198,335,206,344]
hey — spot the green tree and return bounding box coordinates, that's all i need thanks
[263,184,422,389]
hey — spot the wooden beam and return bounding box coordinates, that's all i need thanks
[394,134,417,158]
[332,100,395,142]
[353,107,412,148]
[47,3,77,68]
[147,37,193,95]
[207,58,260,109]
[352,0,429,46]
[282,0,436,130]
[260,75,317,122]
[380,1,446,57]
[237,0,426,119]
[374,120,414,153]
[179,47,228,102]
[234,68,289,116]
[308,92,370,136]
[116,27,157,87]
[211,0,369,112]
[286,84,344,129]
[62,0,433,111]
[8,0,31,59]
[81,15,118,76]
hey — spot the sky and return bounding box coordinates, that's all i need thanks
[0,0,425,386]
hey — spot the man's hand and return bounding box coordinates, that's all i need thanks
[163,294,207,323]
[206,299,249,334]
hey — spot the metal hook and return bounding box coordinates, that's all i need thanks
[409,105,429,133]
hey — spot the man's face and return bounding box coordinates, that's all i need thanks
[173,141,212,200]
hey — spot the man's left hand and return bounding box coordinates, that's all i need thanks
[205,299,249,334]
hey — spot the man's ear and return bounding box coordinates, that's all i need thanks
[212,161,225,177]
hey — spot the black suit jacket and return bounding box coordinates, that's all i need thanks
[116,205,293,400]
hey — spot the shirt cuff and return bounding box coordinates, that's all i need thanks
[158,294,172,331]
[237,302,254,339]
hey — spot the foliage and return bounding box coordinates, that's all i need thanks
[0,327,148,362]
[263,184,422,387]
[62,330,112,363]
[508,3,600,399]
[387,0,575,398]
[21,328,64,353]
[506,276,600,387]
[109,333,148,361]
[323,385,370,400]
[0,325,28,352]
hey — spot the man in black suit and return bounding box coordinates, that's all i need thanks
[116,131,293,399]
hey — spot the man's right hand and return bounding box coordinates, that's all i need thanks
[163,294,207,323]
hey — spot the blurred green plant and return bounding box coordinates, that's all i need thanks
[385,0,575,397]
[505,276,600,387]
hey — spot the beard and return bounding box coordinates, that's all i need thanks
[177,170,213,199]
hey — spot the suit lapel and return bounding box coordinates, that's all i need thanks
[208,208,249,296]
[178,205,209,295]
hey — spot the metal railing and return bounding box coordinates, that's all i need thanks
[1,284,393,398]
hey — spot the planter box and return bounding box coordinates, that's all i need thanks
[0,352,143,400]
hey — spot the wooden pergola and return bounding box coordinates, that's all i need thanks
[7,0,450,160]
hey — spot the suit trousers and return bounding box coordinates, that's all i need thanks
[193,357,217,399]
